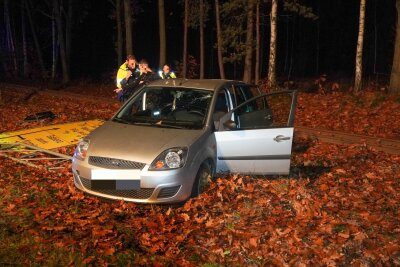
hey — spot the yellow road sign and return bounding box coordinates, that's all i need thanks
[0,120,104,149]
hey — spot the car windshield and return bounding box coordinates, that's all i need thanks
[113,86,213,129]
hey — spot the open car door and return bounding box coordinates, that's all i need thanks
[215,90,297,175]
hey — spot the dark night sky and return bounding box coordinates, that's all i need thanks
[2,0,397,82]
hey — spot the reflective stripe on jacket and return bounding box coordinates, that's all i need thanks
[158,71,177,79]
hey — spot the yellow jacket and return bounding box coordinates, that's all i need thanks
[116,62,129,89]
[158,70,176,79]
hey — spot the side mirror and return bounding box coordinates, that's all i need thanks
[223,119,237,130]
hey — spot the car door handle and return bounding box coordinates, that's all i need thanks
[273,135,291,142]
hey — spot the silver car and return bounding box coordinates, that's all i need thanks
[72,79,297,204]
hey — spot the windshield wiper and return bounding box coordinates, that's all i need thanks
[156,121,184,129]
[116,116,185,129]
[133,120,184,129]
[112,117,130,124]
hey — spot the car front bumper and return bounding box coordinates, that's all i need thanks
[72,157,197,204]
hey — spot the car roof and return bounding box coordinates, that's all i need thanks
[147,78,244,91]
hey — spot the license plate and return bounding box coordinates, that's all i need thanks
[91,180,140,190]
[91,169,140,180]
[91,169,140,190]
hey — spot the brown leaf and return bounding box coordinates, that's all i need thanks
[104,247,115,256]
[249,237,258,248]
[335,168,346,174]
[180,213,190,222]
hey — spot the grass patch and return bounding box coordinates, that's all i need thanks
[353,96,364,107]
[333,224,347,233]
[370,94,386,108]
[201,263,225,267]
[114,250,137,265]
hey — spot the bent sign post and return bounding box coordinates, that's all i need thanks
[0,120,103,170]
[0,120,103,150]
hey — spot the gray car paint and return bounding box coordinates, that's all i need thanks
[87,120,207,165]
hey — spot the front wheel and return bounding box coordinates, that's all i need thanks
[191,161,213,197]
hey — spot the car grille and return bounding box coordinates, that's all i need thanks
[79,177,154,199]
[89,156,146,170]
[157,186,181,198]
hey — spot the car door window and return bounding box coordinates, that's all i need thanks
[231,84,260,109]
[265,92,294,127]
[219,91,296,130]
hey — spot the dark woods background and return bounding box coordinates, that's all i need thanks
[0,0,396,85]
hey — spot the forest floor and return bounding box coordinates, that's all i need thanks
[0,81,399,266]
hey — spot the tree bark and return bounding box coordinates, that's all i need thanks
[158,0,166,67]
[51,5,58,80]
[182,0,189,78]
[21,0,28,78]
[26,0,46,78]
[4,0,18,75]
[243,1,254,83]
[124,0,133,55]
[54,0,70,84]
[268,0,278,88]
[199,0,205,79]
[215,0,225,79]
[255,1,260,84]
[116,0,123,65]
[355,0,366,93]
[390,0,400,93]
[243,0,254,83]
[65,0,72,69]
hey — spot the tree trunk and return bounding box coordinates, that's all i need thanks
[116,0,123,65]
[390,0,400,93]
[243,1,254,83]
[65,0,72,70]
[268,0,278,88]
[26,0,46,78]
[199,0,205,79]
[158,0,166,67]
[124,0,133,55]
[4,0,18,75]
[51,5,58,80]
[54,0,69,84]
[215,0,225,79]
[255,1,260,84]
[316,0,320,75]
[355,0,366,93]
[21,0,28,78]
[182,0,189,78]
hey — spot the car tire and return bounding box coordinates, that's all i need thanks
[191,161,213,198]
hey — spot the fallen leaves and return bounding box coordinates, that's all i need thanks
[1,87,400,265]
[296,91,400,139]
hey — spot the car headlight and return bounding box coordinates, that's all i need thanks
[149,147,188,170]
[74,139,90,160]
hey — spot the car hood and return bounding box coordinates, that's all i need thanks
[86,121,204,164]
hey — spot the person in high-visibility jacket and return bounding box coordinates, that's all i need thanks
[114,55,138,101]
[158,64,176,79]
[119,59,158,102]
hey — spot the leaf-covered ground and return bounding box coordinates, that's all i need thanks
[296,91,400,139]
[0,86,399,265]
